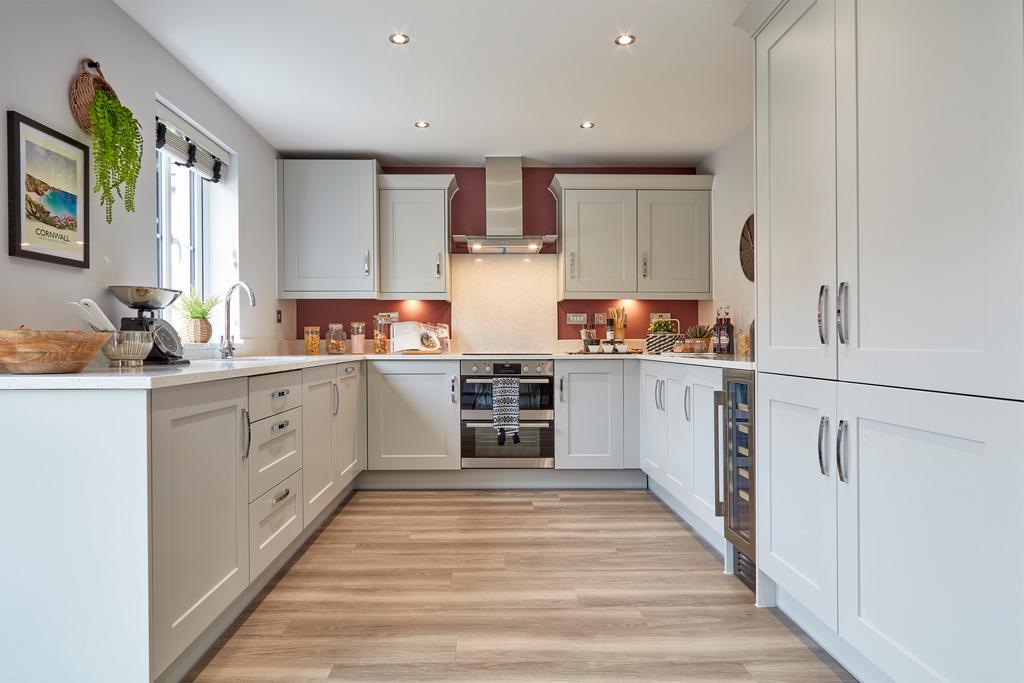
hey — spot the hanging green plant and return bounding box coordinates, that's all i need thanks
[87,90,143,223]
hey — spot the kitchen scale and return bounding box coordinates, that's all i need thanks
[108,285,189,365]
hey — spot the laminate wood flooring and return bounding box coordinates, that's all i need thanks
[186,490,853,682]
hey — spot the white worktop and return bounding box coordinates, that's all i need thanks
[0,352,753,390]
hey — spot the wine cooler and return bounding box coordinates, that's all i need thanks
[715,369,755,590]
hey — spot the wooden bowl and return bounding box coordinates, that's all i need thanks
[0,330,112,374]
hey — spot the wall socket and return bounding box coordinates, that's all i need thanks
[593,313,607,325]
[379,312,399,323]
[566,313,587,325]
[276,310,282,324]
[650,312,672,322]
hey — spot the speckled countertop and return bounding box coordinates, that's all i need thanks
[0,352,753,390]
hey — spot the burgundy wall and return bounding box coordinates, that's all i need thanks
[295,165,699,340]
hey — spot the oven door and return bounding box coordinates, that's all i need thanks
[460,376,554,421]
[460,419,555,468]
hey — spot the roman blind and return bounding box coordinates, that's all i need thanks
[155,102,230,183]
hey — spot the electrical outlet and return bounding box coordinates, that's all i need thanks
[276,310,282,324]
[566,313,587,325]
[650,312,671,322]
[593,313,607,325]
[379,312,399,323]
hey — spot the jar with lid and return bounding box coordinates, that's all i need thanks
[350,322,365,354]
[303,325,321,355]
[326,323,347,354]
[373,315,390,354]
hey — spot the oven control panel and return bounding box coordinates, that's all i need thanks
[460,360,554,376]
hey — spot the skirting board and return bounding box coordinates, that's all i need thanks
[646,478,727,557]
[356,468,649,490]
[156,480,359,683]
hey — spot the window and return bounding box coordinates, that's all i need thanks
[156,150,207,296]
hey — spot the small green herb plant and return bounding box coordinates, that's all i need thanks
[684,324,714,339]
[647,318,677,334]
[176,290,222,320]
[87,90,143,223]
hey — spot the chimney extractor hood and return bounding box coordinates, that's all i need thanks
[452,156,557,254]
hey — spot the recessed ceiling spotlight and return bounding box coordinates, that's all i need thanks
[414,120,430,128]
[389,32,410,45]
[614,34,636,46]
[579,121,595,129]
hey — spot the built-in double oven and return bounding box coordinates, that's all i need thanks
[459,359,555,468]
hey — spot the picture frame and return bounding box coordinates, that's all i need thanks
[7,111,90,268]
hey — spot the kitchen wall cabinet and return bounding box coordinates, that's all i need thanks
[302,365,340,524]
[278,159,379,299]
[151,378,250,676]
[333,362,364,488]
[367,360,461,470]
[637,190,710,294]
[756,0,1024,399]
[378,175,456,300]
[550,175,714,301]
[554,360,624,469]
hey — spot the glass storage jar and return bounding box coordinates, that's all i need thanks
[303,325,321,355]
[350,322,365,354]
[326,323,347,354]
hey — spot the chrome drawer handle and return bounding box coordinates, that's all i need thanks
[817,416,829,476]
[272,389,290,399]
[272,488,291,505]
[271,419,290,433]
[465,422,550,429]
[345,366,354,373]
[817,285,829,345]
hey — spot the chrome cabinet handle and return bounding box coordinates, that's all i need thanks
[272,389,290,399]
[559,376,566,402]
[684,385,691,421]
[653,379,660,411]
[363,250,370,276]
[837,419,849,483]
[658,379,666,412]
[642,253,649,278]
[817,285,829,345]
[569,252,576,278]
[345,366,354,373]
[713,390,727,517]
[837,282,849,344]
[451,376,458,403]
[435,253,442,278]
[271,488,291,505]
[242,408,251,460]
[467,377,550,385]
[333,382,340,416]
[466,422,550,429]
[817,416,829,476]
[271,419,290,433]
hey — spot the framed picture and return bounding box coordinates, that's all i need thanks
[7,111,90,268]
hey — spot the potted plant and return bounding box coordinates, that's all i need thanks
[87,90,143,223]
[175,290,222,344]
[645,318,682,354]
[684,324,715,354]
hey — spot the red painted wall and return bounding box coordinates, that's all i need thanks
[295,165,699,340]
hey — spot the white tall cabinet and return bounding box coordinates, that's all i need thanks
[278,159,379,298]
[752,1,1024,680]
[378,174,457,300]
[554,360,624,469]
[301,366,340,523]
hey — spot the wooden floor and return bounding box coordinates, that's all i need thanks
[187,490,853,682]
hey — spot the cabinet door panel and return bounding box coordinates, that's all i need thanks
[663,371,690,496]
[302,365,338,524]
[755,0,838,379]
[637,190,710,294]
[756,373,838,630]
[367,361,460,470]
[563,189,637,293]
[835,0,1024,399]
[554,360,624,469]
[151,378,249,676]
[641,369,666,477]
[280,160,376,294]
[837,383,1024,683]
[334,366,362,488]
[686,367,724,534]
[380,189,446,295]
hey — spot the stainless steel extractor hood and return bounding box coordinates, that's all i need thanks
[452,156,557,254]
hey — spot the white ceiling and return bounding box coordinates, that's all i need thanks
[114,0,753,166]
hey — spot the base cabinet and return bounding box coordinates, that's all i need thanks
[758,375,1024,682]
[249,471,303,579]
[367,361,461,470]
[302,366,340,524]
[151,379,250,677]
[554,360,624,469]
[334,362,364,488]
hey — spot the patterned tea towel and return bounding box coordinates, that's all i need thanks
[491,377,521,446]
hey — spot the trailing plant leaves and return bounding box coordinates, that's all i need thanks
[88,90,143,223]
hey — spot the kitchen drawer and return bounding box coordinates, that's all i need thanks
[248,407,303,502]
[249,470,303,580]
[249,371,302,421]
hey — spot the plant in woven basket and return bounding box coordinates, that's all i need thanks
[684,324,713,340]
[87,90,143,223]
[176,290,222,344]
[647,318,677,334]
